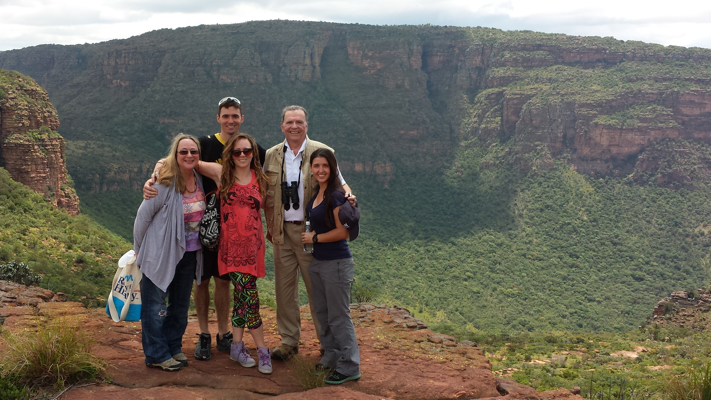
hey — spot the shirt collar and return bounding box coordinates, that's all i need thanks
[284,137,308,156]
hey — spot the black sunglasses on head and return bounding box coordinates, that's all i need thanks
[178,149,199,155]
[218,96,241,106]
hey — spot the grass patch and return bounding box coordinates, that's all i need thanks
[286,355,326,391]
[666,361,711,400]
[0,317,106,390]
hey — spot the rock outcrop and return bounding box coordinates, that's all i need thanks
[648,286,711,331]
[0,279,67,307]
[0,70,79,215]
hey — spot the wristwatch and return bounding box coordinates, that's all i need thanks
[313,234,319,244]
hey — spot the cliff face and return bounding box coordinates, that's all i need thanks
[0,70,79,215]
[2,22,711,195]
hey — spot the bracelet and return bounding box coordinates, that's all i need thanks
[313,234,319,244]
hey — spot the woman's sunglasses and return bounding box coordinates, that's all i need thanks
[178,150,199,155]
[232,148,253,157]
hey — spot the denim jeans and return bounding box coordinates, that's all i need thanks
[308,257,360,376]
[141,251,196,364]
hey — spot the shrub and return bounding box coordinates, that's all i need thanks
[351,279,378,303]
[286,355,326,390]
[550,355,567,368]
[544,334,559,344]
[0,261,41,286]
[0,247,11,262]
[0,317,105,388]
[0,373,28,400]
[663,301,677,315]
[665,361,711,400]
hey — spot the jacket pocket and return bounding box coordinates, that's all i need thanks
[265,163,280,185]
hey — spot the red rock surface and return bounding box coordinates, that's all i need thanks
[0,70,79,215]
[0,283,583,400]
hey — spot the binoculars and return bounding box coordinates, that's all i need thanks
[281,181,299,210]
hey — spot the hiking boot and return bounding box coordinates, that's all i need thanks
[216,331,233,352]
[325,371,361,384]
[146,357,183,372]
[194,333,212,360]
[271,343,298,361]
[172,352,189,367]
[230,340,256,368]
[257,347,273,374]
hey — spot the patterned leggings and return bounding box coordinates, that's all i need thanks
[228,272,262,330]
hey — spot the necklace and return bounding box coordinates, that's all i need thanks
[185,176,196,194]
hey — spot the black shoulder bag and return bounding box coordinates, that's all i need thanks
[199,190,220,251]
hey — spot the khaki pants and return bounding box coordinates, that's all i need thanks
[273,222,321,347]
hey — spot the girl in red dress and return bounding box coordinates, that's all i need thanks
[199,133,271,374]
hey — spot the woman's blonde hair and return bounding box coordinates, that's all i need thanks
[159,133,201,193]
[219,133,267,200]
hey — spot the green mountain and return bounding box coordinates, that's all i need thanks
[2,21,711,333]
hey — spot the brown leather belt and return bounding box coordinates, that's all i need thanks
[286,221,304,225]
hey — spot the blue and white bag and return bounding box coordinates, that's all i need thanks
[106,250,142,322]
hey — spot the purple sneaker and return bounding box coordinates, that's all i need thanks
[257,347,273,374]
[230,340,255,368]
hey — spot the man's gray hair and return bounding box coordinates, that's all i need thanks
[281,105,309,123]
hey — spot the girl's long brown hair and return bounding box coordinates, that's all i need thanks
[219,133,268,200]
[158,133,200,193]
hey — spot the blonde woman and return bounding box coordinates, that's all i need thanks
[134,133,205,372]
[199,133,272,374]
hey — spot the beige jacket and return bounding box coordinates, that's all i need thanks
[263,138,334,244]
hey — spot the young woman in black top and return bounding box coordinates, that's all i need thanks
[301,148,360,384]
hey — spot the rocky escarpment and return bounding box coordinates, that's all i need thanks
[2,22,711,196]
[0,70,79,215]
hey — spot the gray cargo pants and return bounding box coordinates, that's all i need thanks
[308,257,360,376]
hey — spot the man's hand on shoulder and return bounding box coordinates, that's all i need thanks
[143,160,164,200]
[346,192,357,207]
[342,184,356,207]
[143,172,159,200]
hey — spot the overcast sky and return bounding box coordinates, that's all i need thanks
[2,0,711,51]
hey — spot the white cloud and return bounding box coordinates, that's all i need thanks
[1,0,711,51]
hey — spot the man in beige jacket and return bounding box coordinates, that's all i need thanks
[263,105,354,360]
